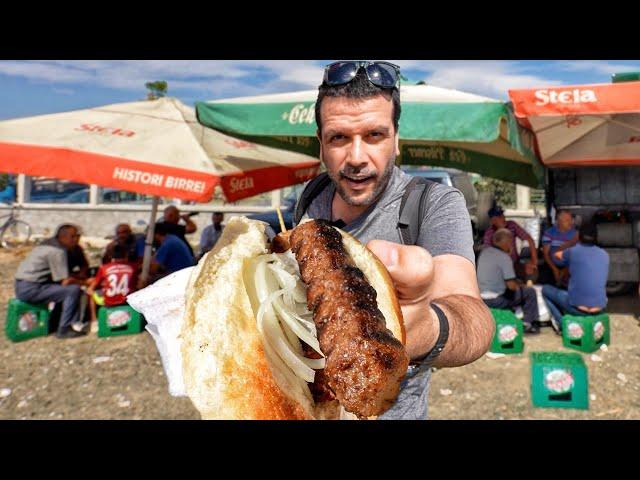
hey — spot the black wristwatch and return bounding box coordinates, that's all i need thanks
[411,303,450,367]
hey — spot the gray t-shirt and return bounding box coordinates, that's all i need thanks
[15,238,69,283]
[299,166,475,420]
[476,246,516,298]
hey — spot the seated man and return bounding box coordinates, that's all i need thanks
[542,223,609,334]
[483,205,538,282]
[149,222,195,281]
[14,224,90,339]
[477,228,540,334]
[541,209,578,287]
[159,205,197,258]
[87,244,138,331]
[102,223,139,265]
[198,212,224,259]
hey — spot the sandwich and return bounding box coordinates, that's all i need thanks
[180,216,409,420]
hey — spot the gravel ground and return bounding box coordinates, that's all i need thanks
[1,246,639,420]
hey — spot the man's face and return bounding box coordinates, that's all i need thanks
[58,228,80,250]
[116,225,132,243]
[318,94,399,208]
[164,207,180,224]
[213,213,223,225]
[557,212,573,231]
[496,236,513,254]
[491,215,506,229]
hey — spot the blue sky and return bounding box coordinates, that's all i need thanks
[1,60,640,120]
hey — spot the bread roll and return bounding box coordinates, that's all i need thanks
[180,216,404,420]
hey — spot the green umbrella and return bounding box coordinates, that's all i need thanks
[196,83,543,187]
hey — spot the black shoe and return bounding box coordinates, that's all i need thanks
[523,323,541,335]
[549,317,562,335]
[56,328,87,339]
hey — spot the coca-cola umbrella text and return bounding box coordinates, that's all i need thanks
[196,83,543,187]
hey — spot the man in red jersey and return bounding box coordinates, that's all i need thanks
[87,244,137,330]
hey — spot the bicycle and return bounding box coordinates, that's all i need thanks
[0,205,32,248]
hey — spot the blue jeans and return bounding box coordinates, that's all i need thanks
[483,287,539,326]
[541,284,587,327]
[15,280,82,334]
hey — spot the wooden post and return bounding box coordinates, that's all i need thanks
[141,196,160,285]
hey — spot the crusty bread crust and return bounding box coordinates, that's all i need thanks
[181,216,405,420]
[338,229,406,345]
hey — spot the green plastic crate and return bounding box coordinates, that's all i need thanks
[530,352,588,410]
[562,314,610,353]
[489,309,524,354]
[97,304,144,338]
[5,298,50,342]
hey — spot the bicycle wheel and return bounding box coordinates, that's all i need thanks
[1,220,32,248]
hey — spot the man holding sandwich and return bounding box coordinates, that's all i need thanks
[295,61,494,419]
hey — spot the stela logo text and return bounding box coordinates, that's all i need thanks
[534,89,597,106]
[229,176,255,193]
[75,124,136,137]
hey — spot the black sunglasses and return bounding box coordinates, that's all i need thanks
[322,61,401,89]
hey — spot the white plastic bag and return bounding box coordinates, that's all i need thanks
[127,267,195,397]
[515,286,550,322]
[532,284,551,322]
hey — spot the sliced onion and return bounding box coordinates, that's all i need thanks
[268,262,307,303]
[259,325,312,402]
[279,315,303,353]
[257,287,317,383]
[252,252,326,388]
[272,297,323,359]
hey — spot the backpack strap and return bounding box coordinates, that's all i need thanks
[398,177,435,245]
[294,172,434,246]
[293,172,332,225]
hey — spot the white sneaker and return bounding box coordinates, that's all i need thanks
[71,322,87,333]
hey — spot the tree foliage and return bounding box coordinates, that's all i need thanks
[475,177,516,208]
[145,81,168,100]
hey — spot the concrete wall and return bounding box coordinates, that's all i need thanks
[0,204,273,246]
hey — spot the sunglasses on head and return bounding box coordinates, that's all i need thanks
[322,61,401,89]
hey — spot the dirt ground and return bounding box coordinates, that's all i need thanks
[1,246,639,420]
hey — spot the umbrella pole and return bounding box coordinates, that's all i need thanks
[141,196,160,286]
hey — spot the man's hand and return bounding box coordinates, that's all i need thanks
[367,240,494,368]
[137,277,148,290]
[367,240,439,359]
[182,213,197,233]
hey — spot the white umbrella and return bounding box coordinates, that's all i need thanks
[509,80,640,167]
[0,97,320,280]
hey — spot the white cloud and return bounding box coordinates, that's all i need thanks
[559,60,640,76]
[0,60,326,99]
[0,61,93,83]
[389,61,564,99]
[4,60,607,102]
